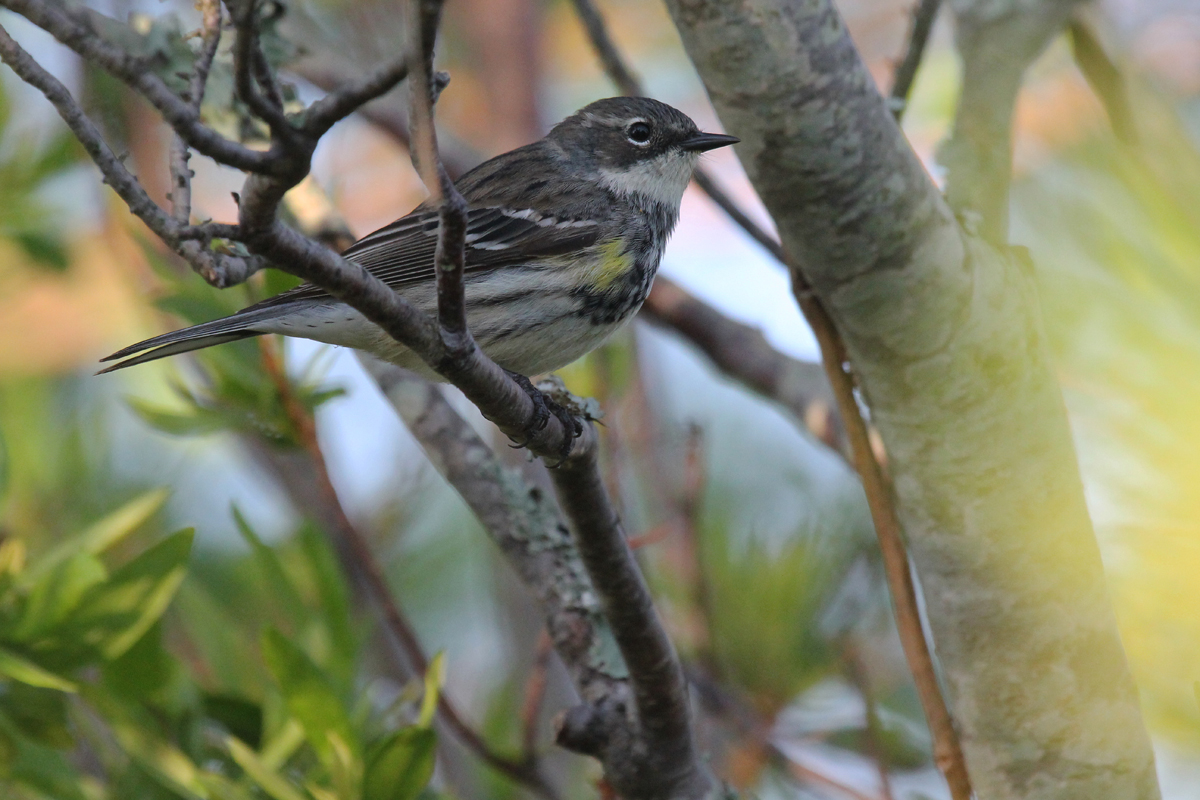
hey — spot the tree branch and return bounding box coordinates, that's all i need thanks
[229,1,296,141]
[301,57,411,137]
[0,17,266,289]
[889,0,942,121]
[666,1,1160,798]
[361,359,629,707]
[793,282,970,798]
[940,0,1083,242]
[2,0,281,173]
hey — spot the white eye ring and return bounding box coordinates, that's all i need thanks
[626,120,652,146]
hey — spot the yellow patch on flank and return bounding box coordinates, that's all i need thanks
[585,239,635,291]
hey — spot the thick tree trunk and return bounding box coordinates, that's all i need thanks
[664,1,1160,798]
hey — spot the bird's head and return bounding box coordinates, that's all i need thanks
[547,97,738,207]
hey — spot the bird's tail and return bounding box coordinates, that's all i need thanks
[97,308,281,374]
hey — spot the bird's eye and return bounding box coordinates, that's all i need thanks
[626,121,652,145]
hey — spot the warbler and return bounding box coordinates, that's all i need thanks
[100,97,738,378]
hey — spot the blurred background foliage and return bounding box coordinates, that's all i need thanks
[1,0,1200,798]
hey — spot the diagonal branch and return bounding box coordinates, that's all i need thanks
[889,0,943,121]
[794,275,972,800]
[0,18,266,288]
[301,57,411,137]
[230,1,296,141]
[2,0,281,174]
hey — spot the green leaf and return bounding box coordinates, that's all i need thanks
[128,398,229,438]
[0,683,73,749]
[417,652,445,729]
[226,735,308,800]
[21,488,170,588]
[296,522,356,687]
[102,622,175,701]
[9,551,106,641]
[63,529,194,660]
[233,508,307,632]
[202,693,264,750]
[0,712,87,800]
[0,647,77,692]
[12,230,69,272]
[260,627,357,767]
[363,728,437,800]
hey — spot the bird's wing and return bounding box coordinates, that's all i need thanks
[247,205,600,311]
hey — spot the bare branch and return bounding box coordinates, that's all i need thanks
[169,0,221,226]
[405,0,470,340]
[2,0,281,173]
[0,17,265,288]
[0,22,173,238]
[548,446,710,799]
[569,0,640,96]
[290,59,476,175]
[793,282,972,800]
[889,0,942,121]
[1068,18,1137,146]
[301,57,410,137]
[362,360,630,703]
[941,0,1083,242]
[230,2,296,140]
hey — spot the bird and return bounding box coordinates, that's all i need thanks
[99,97,738,382]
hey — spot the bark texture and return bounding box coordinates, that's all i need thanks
[665,2,1159,798]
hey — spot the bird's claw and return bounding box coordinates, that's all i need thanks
[505,370,584,462]
[505,371,550,448]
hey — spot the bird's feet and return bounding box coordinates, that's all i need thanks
[504,371,586,464]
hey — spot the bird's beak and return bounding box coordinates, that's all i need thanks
[679,132,740,152]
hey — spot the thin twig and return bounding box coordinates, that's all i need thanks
[301,58,411,137]
[4,0,280,173]
[405,0,470,341]
[0,17,264,288]
[230,2,296,140]
[794,280,971,800]
[889,0,942,121]
[257,341,561,800]
[169,0,222,226]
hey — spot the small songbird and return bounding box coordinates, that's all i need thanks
[100,97,738,378]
